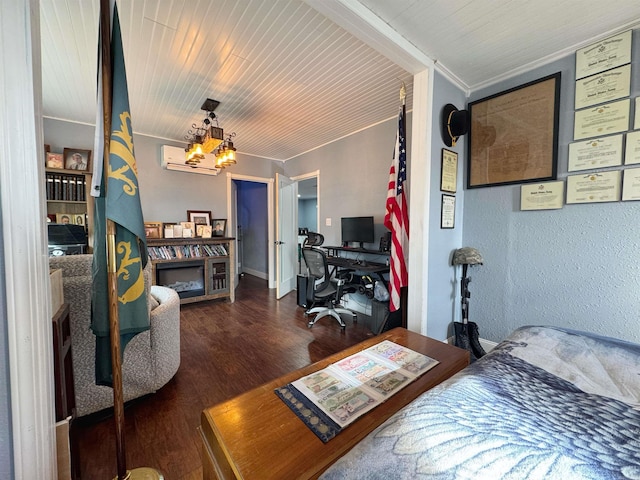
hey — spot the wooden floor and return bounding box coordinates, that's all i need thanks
[73,275,375,479]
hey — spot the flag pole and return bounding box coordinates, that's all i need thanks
[98,1,128,478]
[99,2,163,478]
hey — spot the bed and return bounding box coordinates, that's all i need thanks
[320,326,640,480]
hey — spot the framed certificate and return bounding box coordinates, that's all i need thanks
[467,73,560,188]
[574,64,630,110]
[440,149,457,193]
[566,171,621,204]
[622,168,640,201]
[440,195,455,229]
[568,134,623,171]
[520,181,564,211]
[573,98,630,140]
[575,30,632,80]
[636,98,640,130]
[625,130,640,165]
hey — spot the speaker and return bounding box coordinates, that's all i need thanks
[297,275,308,308]
[379,232,391,252]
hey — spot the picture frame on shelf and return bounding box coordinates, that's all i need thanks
[144,222,163,239]
[74,214,85,226]
[187,210,212,226]
[63,148,92,171]
[198,225,213,238]
[180,221,195,238]
[56,213,72,225]
[46,152,64,169]
[212,219,226,237]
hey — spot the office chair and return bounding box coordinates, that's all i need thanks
[302,245,356,330]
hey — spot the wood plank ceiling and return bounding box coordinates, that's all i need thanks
[40,0,640,162]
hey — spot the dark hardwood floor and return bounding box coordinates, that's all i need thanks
[73,275,375,479]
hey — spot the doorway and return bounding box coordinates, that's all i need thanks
[226,174,275,289]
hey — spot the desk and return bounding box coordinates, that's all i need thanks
[200,328,469,480]
[324,245,389,258]
[326,256,388,274]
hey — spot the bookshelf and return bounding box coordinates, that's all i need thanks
[45,167,93,248]
[147,237,235,304]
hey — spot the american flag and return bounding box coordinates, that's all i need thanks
[384,103,409,312]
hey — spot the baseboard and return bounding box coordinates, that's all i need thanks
[241,267,268,280]
[445,336,498,353]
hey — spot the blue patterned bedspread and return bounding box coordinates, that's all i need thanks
[320,326,640,480]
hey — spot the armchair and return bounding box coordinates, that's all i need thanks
[302,247,356,329]
[48,254,180,416]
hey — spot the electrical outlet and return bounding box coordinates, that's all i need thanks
[325,218,331,226]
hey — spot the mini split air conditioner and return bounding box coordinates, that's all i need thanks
[161,145,221,176]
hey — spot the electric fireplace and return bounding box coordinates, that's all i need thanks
[155,260,205,299]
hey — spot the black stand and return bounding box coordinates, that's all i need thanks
[454,264,486,360]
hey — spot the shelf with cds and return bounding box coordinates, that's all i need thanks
[45,168,93,248]
[147,237,236,304]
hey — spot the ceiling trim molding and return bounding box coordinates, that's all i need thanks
[304,1,469,94]
[470,20,640,93]
[304,0,433,74]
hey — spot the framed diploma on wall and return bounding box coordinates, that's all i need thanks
[440,149,458,193]
[467,73,561,189]
[440,194,455,229]
[575,30,632,80]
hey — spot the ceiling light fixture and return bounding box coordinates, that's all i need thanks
[214,133,237,169]
[184,98,229,165]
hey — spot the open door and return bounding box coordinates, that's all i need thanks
[275,173,297,299]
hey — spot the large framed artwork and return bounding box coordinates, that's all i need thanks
[467,72,561,189]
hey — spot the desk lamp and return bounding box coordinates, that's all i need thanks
[452,247,486,360]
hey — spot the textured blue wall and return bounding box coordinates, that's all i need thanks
[426,72,467,339]
[462,29,640,343]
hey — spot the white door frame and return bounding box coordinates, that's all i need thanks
[291,169,320,235]
[226,173,276,289]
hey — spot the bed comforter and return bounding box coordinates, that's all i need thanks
[320,326,640,480]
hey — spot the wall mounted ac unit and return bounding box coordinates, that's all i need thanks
[161,145,221,176]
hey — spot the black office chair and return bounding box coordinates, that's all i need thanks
[302,246,356,330]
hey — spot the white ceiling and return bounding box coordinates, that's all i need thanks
[40,0,640,162]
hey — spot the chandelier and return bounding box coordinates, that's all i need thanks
[184,98,237,169]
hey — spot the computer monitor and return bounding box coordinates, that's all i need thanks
[341,216,374,248]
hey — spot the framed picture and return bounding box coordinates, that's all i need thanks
[440,195,455,229]
[56,213,72,224]
[198,225,213,238]
[440,148,458,193]
[180,221,195,238]
[144,222,162,239]
[212,219,226,237]
[467,72,561,188]
[46,152,64,169]
[63,148,92,171]
[187,210,212,226]
[74,214,86,226]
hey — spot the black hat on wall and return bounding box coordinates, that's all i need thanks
[441,104,469,147]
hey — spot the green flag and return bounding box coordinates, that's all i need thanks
[92,3,148,387]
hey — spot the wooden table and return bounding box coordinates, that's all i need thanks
[200,328,469,480]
